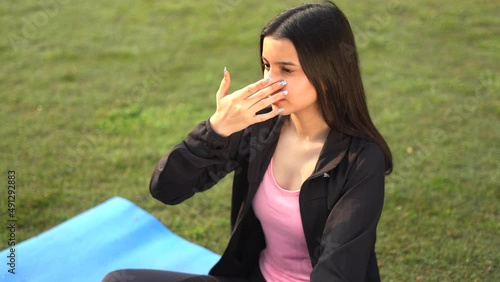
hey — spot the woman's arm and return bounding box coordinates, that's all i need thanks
[150,69,285,205]
[311,143,386,281]
[149,120,243,205]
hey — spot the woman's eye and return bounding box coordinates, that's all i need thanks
[262,63,292,74]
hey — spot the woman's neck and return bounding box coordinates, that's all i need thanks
[286,108,330,143]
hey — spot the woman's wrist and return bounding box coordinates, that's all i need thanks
[208,114,231,137]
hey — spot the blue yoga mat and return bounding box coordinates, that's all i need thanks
[0,197,221,282]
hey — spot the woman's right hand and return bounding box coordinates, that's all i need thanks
[209,68,288,137]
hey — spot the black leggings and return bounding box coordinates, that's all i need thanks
[101,267,266,282]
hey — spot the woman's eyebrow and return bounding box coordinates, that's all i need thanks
[277,61,298,66]
[262,56,299,66]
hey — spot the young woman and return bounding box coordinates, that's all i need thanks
[103,1,392,281]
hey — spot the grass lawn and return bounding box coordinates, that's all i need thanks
[1,0,498,280]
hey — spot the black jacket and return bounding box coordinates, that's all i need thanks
[150,116,385,281]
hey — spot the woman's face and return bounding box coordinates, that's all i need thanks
[261,36,318,117]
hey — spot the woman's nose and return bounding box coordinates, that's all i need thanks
[264,70,281,84]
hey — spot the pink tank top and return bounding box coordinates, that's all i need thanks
[252,158,313,281]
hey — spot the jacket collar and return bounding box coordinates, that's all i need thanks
[247,115,351,187]
[270,116,351,179]
[309,128,351,179]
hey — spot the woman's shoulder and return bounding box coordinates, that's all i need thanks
[350,136,383,153]
[347,136,386,169]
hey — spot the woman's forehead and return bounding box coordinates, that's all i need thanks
[262,37,300,64]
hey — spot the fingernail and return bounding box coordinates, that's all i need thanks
[265,77,271,82]
[278,108,284,113]
[224,67,227,72]
[279,80,287,86]
[282,90,288,96]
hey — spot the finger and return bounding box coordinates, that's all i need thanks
[246,80,287,102]
[253,107,284,124]
[216,67,231,101]
[250,90,288,112]
[235,76,272,99]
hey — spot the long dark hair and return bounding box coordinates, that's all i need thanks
[260,1,393,174]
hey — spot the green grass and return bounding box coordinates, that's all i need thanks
[1,0,498,280]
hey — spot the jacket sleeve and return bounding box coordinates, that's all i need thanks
[150,120,244,205]
[311,143,385,282]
